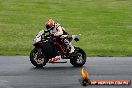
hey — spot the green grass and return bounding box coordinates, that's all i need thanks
[0,0,132,56]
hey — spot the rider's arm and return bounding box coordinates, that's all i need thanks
[44,29,49,33]
[54,26,63,36]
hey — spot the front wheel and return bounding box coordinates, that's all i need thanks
[30,48,48,68]
[70,47,86,67]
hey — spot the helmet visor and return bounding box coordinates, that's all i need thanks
[46,25,50,29]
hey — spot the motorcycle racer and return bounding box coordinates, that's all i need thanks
[30,19,86,67]
[45,19,75,53]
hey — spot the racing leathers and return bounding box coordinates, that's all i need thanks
[45,23,75,53]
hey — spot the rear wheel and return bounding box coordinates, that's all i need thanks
[70,47,86,67]
[30,48,48,68]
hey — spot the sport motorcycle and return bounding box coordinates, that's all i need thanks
[30,30,86,67]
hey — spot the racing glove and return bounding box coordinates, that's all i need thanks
[74,38,79,42]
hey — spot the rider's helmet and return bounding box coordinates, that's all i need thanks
[45,19,55,30]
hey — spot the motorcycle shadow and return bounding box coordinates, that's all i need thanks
[30,66,82,72]
[32,66,81,70]
[29,65,85,76]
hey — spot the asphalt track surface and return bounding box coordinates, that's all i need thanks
[0,56,131,88]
